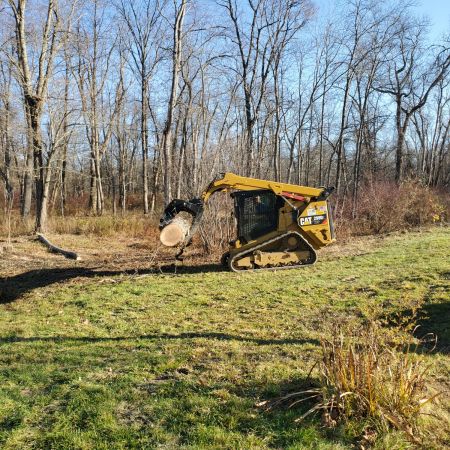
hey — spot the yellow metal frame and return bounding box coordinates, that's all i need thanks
[199,172,335,253]
[201,172,323,202]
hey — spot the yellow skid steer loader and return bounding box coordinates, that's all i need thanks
[159,173,335,272]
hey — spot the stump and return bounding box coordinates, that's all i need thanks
[160,217,191,247]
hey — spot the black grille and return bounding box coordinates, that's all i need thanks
[233,190,281,242]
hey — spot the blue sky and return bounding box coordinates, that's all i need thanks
[315,0,449,41]
[414,0,450,39]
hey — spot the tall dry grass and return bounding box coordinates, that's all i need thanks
[0,212,160,240]
[273,319,440,446]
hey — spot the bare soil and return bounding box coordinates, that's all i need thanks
[1,228,429,278]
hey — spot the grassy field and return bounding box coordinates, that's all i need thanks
[0,228,449,449]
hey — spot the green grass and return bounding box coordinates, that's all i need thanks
[0,228,449,449]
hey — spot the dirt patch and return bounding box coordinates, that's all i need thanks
[1,229,433,303]
[0,233,222,303]
[0,230,410,281]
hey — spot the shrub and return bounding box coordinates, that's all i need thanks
[334,179,448,237]
[275,320,439,445]
[197,194,235,255]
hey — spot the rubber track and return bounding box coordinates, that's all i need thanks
[229,231,317,273]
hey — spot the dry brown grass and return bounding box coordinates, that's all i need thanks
[0,212,161,239]
[274,320,441,446]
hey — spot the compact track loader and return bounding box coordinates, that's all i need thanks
[159,173,335,272]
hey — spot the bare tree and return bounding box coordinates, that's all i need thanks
[0,0,449,228]
[162,0,187,205]
[376,19,450,182]
[0,59,14,208]
[74,0,123,215]
[412,78,450,186]
[116,0,163,214]
[220,0,314,176]
[6,0,63,230]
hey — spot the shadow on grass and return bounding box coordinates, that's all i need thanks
[383,271,449,355]
[0,263,225,303]
[0,329,345,447]
[387,301,450,355]
[416,271,450,354]
[415,301,450,355]
[250,378,352,449]
[122,375,349,448]
[0,331,319,347]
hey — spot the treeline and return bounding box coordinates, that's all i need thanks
[0,0,449,231]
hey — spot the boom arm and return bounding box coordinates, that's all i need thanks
[201,173,332,203]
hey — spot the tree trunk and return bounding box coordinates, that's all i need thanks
[2,93,14,206]
[141,73,149,214]
[21,115,33,218]
[26,95,47,232]
[89,157,97,211]
[162,0,186,205]
[60,55,70,216]
[395,95,405,183]
[335,74,351,192]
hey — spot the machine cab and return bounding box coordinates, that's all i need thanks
[231,190,284,244]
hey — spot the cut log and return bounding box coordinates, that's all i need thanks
[36,233,80,260]
[160,217,190,247]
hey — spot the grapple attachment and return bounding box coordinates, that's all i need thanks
[159,198,204,258]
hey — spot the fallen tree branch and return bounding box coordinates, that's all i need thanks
[36,233,80,260]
